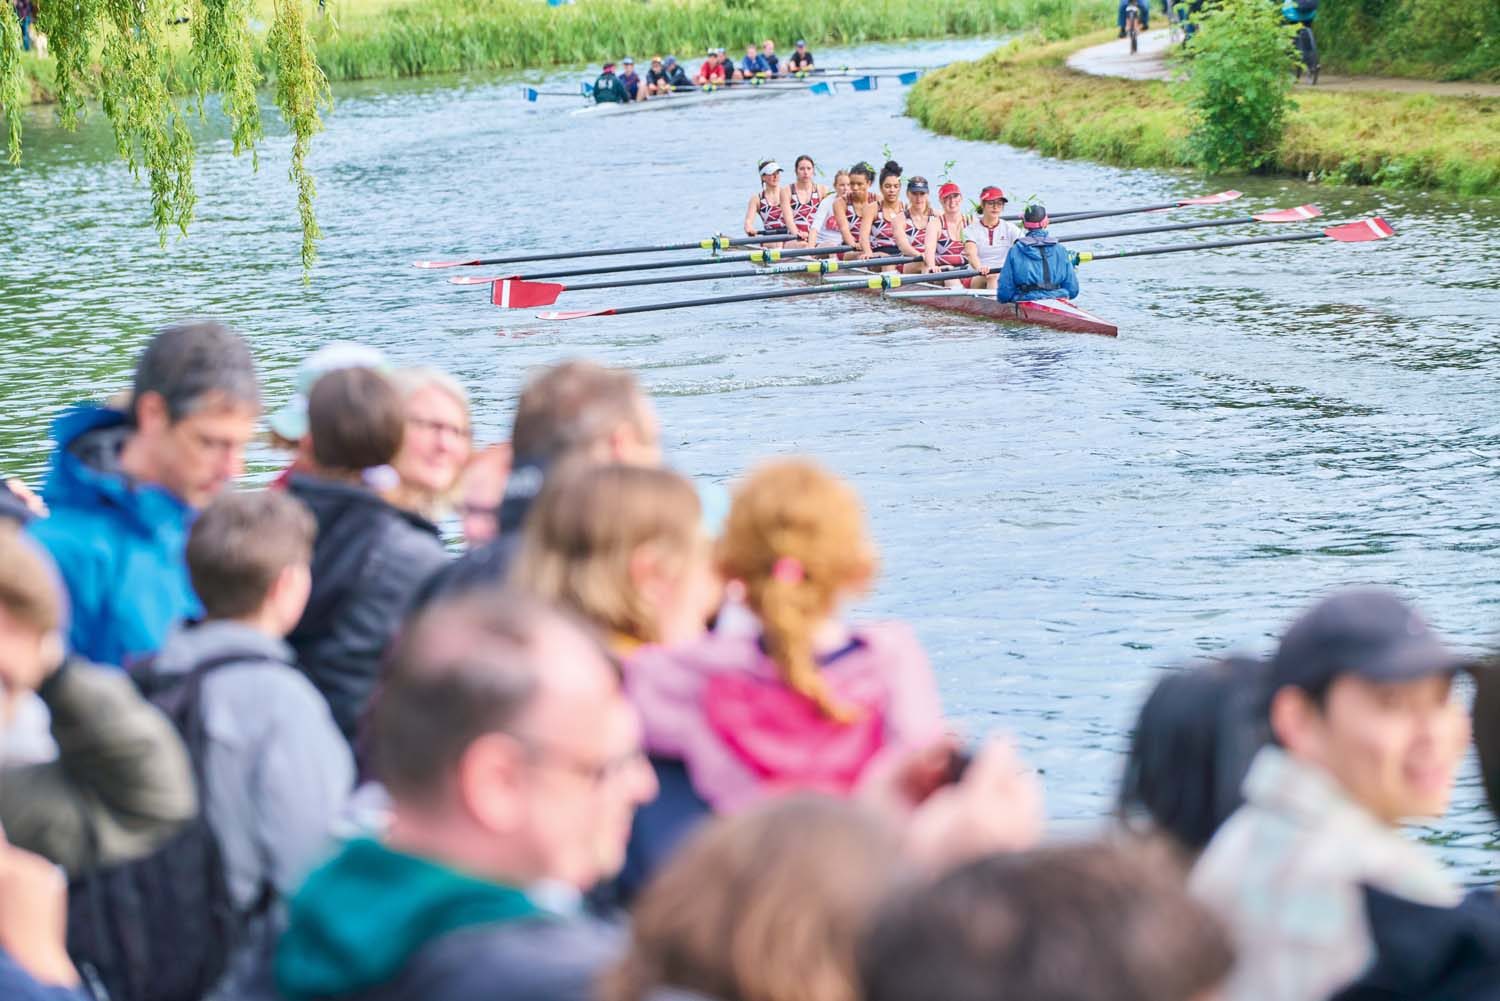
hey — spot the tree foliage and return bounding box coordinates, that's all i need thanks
[1176,0,1299,172]
[1,0,329,274]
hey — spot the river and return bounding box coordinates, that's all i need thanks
[2,36,1499,875]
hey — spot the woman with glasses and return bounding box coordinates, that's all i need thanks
[388,367,472,521]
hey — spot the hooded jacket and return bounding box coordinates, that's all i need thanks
[151,620,354,1001]
[276,838,621,1001]
[1333,887,1500,1000]
[0,950,87,1001]
[285,475,448,744]
[996,229,1080,303]
[28,404,200,667]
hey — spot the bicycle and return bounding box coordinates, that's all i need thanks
[1124,0,1143,53]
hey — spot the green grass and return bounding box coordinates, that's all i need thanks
[906,31,1500,197]
[1315,0,1500,82]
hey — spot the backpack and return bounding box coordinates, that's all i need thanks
[66,651,272,1001]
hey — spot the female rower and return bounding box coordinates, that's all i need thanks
[866,160,906,264]
[832,162,879,260]
[744,160,795,240]
[787,154,830,246]
[813,170,852,251]
[897,175,934,274]
[962,185,1022,291]
[925,181,972,288]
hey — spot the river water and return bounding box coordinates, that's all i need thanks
[3,36,1500,874]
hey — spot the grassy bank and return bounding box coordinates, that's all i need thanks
[1317,0,1499,82]
[906,32,1500,197]
[14,0,1109,104]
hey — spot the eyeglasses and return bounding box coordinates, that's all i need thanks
[517,735,647,788]
[407,415,469,440]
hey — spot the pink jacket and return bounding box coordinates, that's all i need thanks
[624,622,945,813]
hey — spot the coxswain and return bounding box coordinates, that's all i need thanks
[925,181,972,287]
[898,176,934,274]
[787,155,830,246]
[647,55,675,95]
[761,40,780,76]
[745,160,795,241]
[788,39,814,75]
[662,56,692,90]
[740,43,771,81]
[866,160,906,263]
[813,170,852,249]
[997,203,1080,303]
[618,56,645,101]
[591,62,628,104]
[832,162,879,260]
[962,185,1022,290]
[695,50,725,87]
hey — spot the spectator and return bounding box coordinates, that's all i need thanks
[1191,589,1470,1001]
[0,525,196,873]
[605,797,904,1001]
[455,443,512,549]
[266,341,388,489]
[0,478,44,524]
[387,367,472,521]
[417,359,661,605]
[13,0,33,52]
[620,459,944,890]
[29,321,260,667]
[275,592,657,1001]
[859,840,1234,1001]
[512,462,720,660]
[286,367,448,745]
[1117,656,1268,855]
[146,491,353,1000]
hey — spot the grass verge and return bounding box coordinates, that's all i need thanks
[906,31,1500,197]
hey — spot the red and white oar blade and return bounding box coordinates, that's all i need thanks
[1323,217,1396,242]
[1253,204,1322,223]
[1178,190,1243,206]
[492,279,565,308]
[449,274,513,285]
[537,308,618,321]
[413,259,481,269]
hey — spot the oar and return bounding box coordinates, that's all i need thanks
[1074,217,1396,264]
[535,268,985,321]
[450,244,854,285]
[1061,204,1320,242]
[414,232,789,270]
[490,254,919,308]
[1014,190,1243,224]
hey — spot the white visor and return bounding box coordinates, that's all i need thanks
[760,161,783,176]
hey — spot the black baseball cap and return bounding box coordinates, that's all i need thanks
[1269,589,1467,695]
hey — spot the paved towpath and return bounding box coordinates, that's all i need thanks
[1066,28,1500,98]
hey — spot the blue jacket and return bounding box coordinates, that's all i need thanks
[28,404,200,668]
[740,54,770,76]
[0,950,87,1001]
[997,229,1080,303]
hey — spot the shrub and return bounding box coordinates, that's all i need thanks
[1176,0,1299,172]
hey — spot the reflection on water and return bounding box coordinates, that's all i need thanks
[3,36,1500,874]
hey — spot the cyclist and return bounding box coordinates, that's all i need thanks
[1118,0,1149,36]
[1281,0,1319,82]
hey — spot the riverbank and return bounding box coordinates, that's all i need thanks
[906,31,1500,197]
[14,0,1111,105]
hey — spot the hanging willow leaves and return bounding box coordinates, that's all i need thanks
[1,0,328,275]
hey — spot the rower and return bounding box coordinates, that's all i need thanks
[716,48,737,84]
[898,176,934,274]
[812,170,852,250]
[647,55,675,95]
[662,56,692,90]
[997,203,1080,303]
[761,40,780,77]
[787,155,830,246]
[788,39,814,75]
[962,185,1022,290]
[591,62,628,104]
[740,43,771,81]
[867,160,906,262]
[745,160,795,242]
[926,182,972,286]
[695,50,726,87]
[832,162,879,260]
[618,57,644,101]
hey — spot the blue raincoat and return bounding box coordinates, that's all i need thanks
[997,229,1081,303]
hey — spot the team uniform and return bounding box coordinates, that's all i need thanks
[790,187,823,237]
[788,49,814,72]
[868,209,901,254]
[932,215,969,266]
[903,211,931,255]
[756,191,786,233]
[963,218,1022,271]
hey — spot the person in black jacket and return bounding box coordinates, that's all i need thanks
[286,368,448,746]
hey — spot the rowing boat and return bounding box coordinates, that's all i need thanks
[790,266,1119,336]
[571,84,816,116]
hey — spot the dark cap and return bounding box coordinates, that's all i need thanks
[1023,203,1049,229]
[1270,589,1466,695]
[907,176,929,193]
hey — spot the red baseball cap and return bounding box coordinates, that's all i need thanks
[938,182,962,200]
[979,186,1007,203]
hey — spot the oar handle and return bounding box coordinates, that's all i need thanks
[1076,230,1325,263]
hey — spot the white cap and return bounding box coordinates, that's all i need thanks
[267,341,388,442]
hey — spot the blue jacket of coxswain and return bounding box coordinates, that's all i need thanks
[996,229,1080,303]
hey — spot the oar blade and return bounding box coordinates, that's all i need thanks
[491,279,564,308]
[522,87,540,102]
[1178,190,1243,206]
[898,70,921,85]
[1324,217,1396,242]
[809,81,833,96]
[538,308,618,321]
[1253,204,1321,222]
[449,274,511,285]
[850,75,877,91]
[414,259,481,269]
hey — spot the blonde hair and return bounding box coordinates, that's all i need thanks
[0,525,63,635]
[718,459,875,721]
[390,366,471,432]
[513,462,702,644]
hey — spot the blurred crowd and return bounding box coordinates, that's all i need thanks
[1,319,1497,1001]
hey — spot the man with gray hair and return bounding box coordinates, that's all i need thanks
[30,321,260,666]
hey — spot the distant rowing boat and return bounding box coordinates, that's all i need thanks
[571,84,817,116]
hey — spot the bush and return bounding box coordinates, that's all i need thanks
[1176,0,1300,171]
